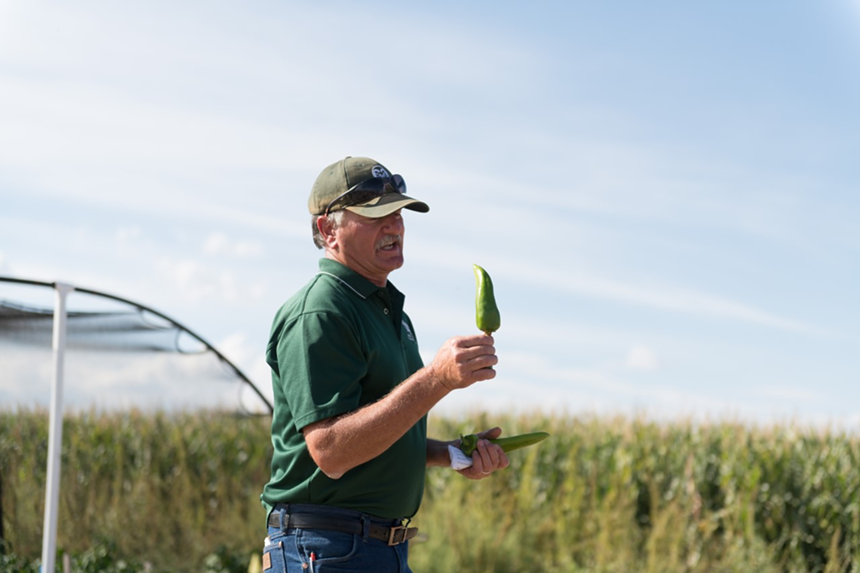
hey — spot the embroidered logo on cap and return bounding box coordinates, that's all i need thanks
[371,165,390,178]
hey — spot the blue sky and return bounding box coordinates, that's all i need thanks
[2,1,859,427]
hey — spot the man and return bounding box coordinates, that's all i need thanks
[261,156,509,572]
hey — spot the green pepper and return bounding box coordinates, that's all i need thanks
[459,431,550,457]
[473,264,501,335]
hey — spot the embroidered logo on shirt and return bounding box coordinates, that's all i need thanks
[402,320,416,342]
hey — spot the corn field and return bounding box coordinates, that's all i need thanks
[1,408,859,572]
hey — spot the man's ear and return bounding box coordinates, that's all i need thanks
[317,214,338,249]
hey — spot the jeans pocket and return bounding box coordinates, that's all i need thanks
[262,538,287,573]
[296,529,360,565]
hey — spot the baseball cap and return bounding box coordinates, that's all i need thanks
[308,156,430,218]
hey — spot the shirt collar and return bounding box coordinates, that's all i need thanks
[317,258,385,299]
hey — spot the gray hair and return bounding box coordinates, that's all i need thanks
[311,210,345,249]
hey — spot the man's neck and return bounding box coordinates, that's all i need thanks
[324,251,389,288]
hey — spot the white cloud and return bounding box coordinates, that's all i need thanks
[153,256,269,305]
[2,2,857,428]
[116,226,141,243]
[203,233,263,258]
[217,331,254,366]
[0,345,248,411]
[114,226,146,257]
[412,240,827,337]
[155,258,239,303]
[0,76,290,172]
[750,384,825,404]
[216,330,274,408]
[626,345,660,371]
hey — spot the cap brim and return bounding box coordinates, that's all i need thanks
[345,193,430,218]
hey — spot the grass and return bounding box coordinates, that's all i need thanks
[1,408,859,572]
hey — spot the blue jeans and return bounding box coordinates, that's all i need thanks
[264,504,412,573]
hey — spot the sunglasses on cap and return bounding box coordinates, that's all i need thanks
[323,175,407,215]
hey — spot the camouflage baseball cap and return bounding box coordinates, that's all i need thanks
[308,156,430,218]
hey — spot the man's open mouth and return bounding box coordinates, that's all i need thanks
[377,235,402,251]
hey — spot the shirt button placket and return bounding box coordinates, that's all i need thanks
[378,291,390,315]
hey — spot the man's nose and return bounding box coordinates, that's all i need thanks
[382,212,404,232]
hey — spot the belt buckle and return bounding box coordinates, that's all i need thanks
[387,525,408,546]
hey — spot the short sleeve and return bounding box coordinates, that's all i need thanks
[276,310,368,431]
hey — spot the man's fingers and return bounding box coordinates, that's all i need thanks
[478,427,503,440]
[456,342,497,381]
[467,353,498,371]
[456,334,495,348]
[460,440,509,480]
[477,440,494,470]
[456,342,496,362]
[475,439,503,471]
[460,342,497,364]
[433,335,499,390]
[471,367,496,382]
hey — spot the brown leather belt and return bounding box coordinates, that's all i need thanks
[267,510,418,546]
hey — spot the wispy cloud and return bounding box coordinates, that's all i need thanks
[155,257,269,304]
[203,233,264,259]
[217,330,274,404]
[626,345,660,371]
[410,241,826,337]
[0,76,292,173]
[750,384,826,404]
[3,1,857,427]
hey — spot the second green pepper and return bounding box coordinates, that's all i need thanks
[459,431,550,457]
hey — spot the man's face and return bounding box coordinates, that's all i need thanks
[327,209,405,286]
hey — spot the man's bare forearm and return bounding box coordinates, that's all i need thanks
[426,438,456,467]
[302,366,449,479]
[303,334,497,479]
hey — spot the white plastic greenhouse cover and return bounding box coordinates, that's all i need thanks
[0,276,273,573]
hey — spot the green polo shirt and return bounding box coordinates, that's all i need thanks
[261,259,426,521]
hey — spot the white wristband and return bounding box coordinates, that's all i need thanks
[448,445,473,470]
